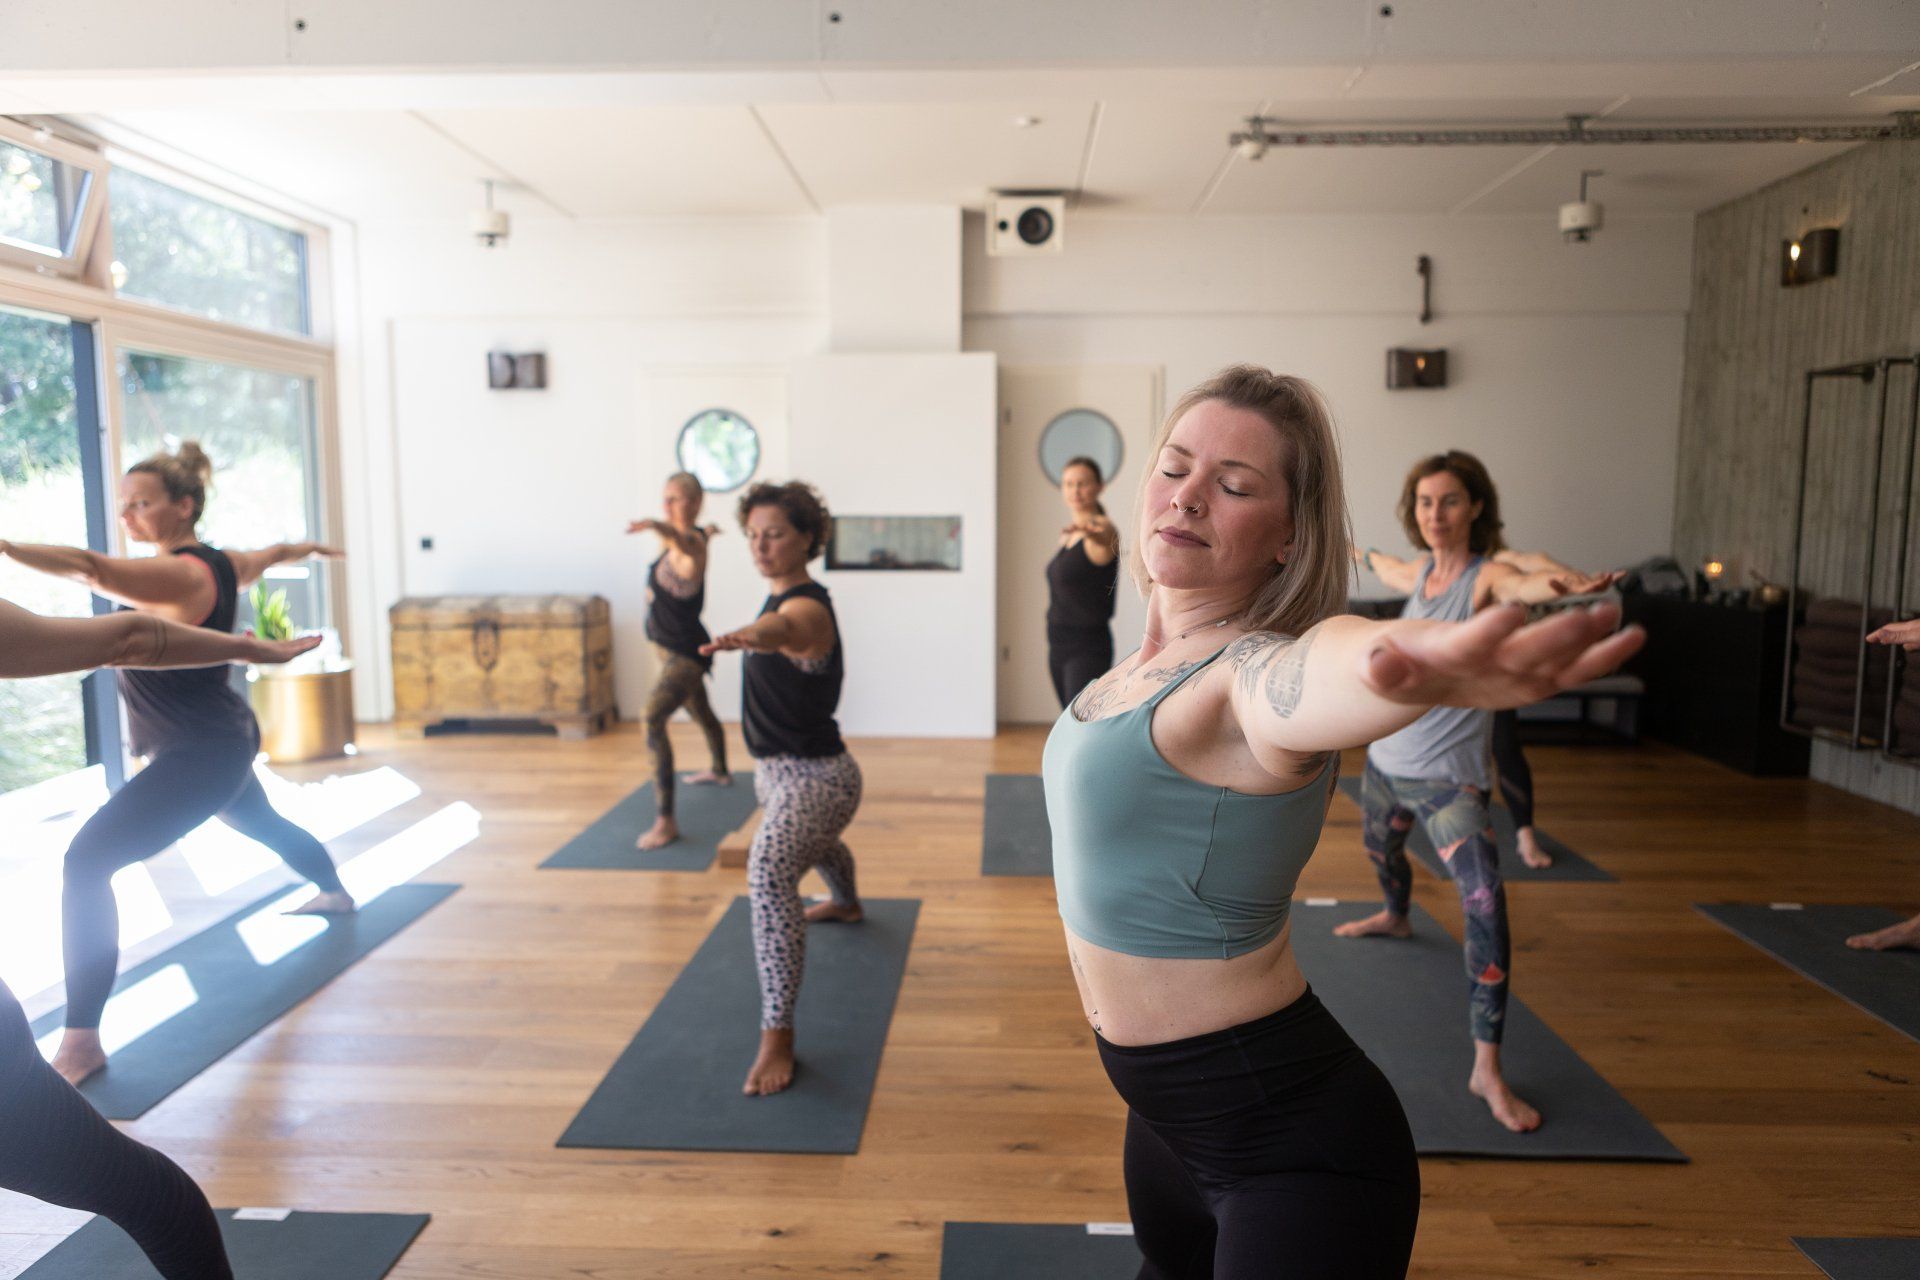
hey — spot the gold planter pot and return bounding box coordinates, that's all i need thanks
[248,664,356,764]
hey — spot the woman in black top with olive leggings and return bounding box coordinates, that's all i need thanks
[1046,455,1120,708]
[703,480,863,1099]
[1,441,351,1086]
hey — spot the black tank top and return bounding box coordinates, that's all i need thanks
[644,543,712,670]
[1046,539,1119,629]
[742,582,845,759]
[117,544,257,754]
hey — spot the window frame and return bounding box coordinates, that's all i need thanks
[0,117,109,282]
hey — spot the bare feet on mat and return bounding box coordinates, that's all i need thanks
[1470,1043,1541,1133]
[637,816,680,850]
[1334,909,1413,939]
[1516,827,1554,870]
[285,890,357,916]
[1847,913,1920,951]
[804,898,863,924]
[683,771,731,786]
[51,1031,107,1087]
[744,1028,796,1096]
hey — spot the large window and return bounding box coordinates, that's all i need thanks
[109,167,310,336]
[0,124,105,278]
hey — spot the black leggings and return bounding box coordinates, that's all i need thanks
[0,981,234,1279]
[1098,989,1420,1279]
[1489,709,1535,830]
[1048,624,1113,710]
[63,734,344,1029]
[642,645,728,819]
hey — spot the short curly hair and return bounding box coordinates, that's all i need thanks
[737,480,832,561]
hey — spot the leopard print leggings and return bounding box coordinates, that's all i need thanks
[749,751,863,1030]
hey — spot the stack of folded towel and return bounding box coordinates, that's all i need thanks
[1788,597,1910,738]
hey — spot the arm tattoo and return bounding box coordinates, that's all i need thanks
[149,613,168,665]
[1227,624,1322,719]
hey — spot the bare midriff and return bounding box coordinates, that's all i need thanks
[1063,919,1306,1047]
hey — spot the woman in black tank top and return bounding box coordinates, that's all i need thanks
[626,471,731,851]
[0,441,351,1086]
[1046,456,1120,708]
[702,480,863,1098]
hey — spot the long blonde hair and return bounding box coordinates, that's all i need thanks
[1128,365,1352,638]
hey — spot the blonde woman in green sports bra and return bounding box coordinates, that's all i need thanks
[1041,365,1642,1278]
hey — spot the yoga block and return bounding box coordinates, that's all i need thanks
[717,810,762,868]
[391,594,616,738]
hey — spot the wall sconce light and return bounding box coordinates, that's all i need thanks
[1386,348,1448,389]
[487,352,547,390]
[1781,227,1840,287]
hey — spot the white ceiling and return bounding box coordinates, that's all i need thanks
[3,57,1914,224]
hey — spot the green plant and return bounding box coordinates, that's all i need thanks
[249,582,296,642]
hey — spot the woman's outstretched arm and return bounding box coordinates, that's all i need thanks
[0,600,321,679]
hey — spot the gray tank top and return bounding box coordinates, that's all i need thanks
[1367,556,1493,789]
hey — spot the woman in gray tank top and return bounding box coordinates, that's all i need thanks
[1340,451,1619,1135]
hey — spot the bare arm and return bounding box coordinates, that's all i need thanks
[225,542,343,591]
[1223,604,1643,769]
[1355,546,1423,595]
[0,600,321,678]
[701,596,835,661]
[0,538,211,614]
[1493,548,1576,576]
[1481,561,1624,606]
[1064,516,1120,567]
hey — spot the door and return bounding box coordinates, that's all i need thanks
[997,366,1162,724]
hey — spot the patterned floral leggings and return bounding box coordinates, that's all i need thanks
[1359,759,1511,1044]
[642,644,728,819]
[748,752,863,1030]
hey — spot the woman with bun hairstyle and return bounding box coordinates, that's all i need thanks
[702,480,863,1097]
[1046,455,1120,708]
[0,440,353,1085]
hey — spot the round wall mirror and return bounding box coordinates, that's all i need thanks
[1039,408,1123,486]
[676,408,760,493]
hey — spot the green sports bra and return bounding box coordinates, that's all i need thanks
[1041,644,1333,959]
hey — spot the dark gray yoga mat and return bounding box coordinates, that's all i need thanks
[1335,775,1612,883]
[31,883,457,1120]
[1291,901,1684,1160]
[1794,1237,1920,1279]
[1697,903,1920,1044]
[19,1209,429,1278]
[559,895,919,1154]
[941,1223,1140,1279]
[540,772,757,871]
[982,773,1052,877]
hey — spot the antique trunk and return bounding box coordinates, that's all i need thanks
[389,594,616,739]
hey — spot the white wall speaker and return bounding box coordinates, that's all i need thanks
[988,195,1065,257]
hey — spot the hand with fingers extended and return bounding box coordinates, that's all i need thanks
[625,518,663,536]
[1866,618,1920,652]
[243,630,324,665]
[292,542,345,560]
[1363,600,1644,711]
[700,628,771,656]
[1547,569,1625,597]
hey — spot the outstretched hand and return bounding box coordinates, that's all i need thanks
[1363,600,1644,710]
[625,519,661,536]
[1548,569,1625,596]
[699,629,760,656]
[295,542,345,560]
[1867,619,1920,651]
[243,630,324,665]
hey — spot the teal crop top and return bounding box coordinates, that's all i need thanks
[1041,645,1333,959]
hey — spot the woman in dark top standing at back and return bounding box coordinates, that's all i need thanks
[0,441,352,1086]
[702,480,863,1098]
[1046,456,1120,708]
[626,471,731,851]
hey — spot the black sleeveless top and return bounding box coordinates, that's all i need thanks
[742,581,845,759]
[644,543,712,671]
[1046,538,1119,629]
[117,544,257,754]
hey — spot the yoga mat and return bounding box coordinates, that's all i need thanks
[540,772,757,871]
[1291,901,1684,1160]
[559,895,919,1154]
[982,774,1052,877]
[1335,776,1612,883]
[1794,1237,1920,1279]
[941,1223,1140,1279]
[1696,903,1920,1044]
[20,1209,429,1278]
[31,883,457,1120]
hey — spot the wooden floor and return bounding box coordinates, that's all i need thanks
[5,723,1920,1278]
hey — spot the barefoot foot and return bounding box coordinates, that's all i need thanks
[1516,828,1554,870]
[1847,914,1920,951]
[1334,909,1413,939]
[51,1031,107,1087]
[744,1029,796,1096]
[804,898,863,924]
[637,817,680,851]
[1470,1043,1541,1133]
[285,889,357,916]
[683,771,731,787]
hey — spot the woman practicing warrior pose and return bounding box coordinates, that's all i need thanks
[627,471,731,850]
[1340,452,1619,1134]
[702,481,864,1097]
[1047,455,1121,708]
[1359,543,1615,869]
[0,441,353,1085]
[0,599,323,1280]
[1044,370,1640,1276]
[1846,619,1920,951]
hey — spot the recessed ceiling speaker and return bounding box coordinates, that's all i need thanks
[988,194,1065,256]
[1781,227,1840,287]
[1386,348,1448,389]
[487,352,547,390]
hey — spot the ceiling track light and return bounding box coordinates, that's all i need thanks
[1227,109,1920,151]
